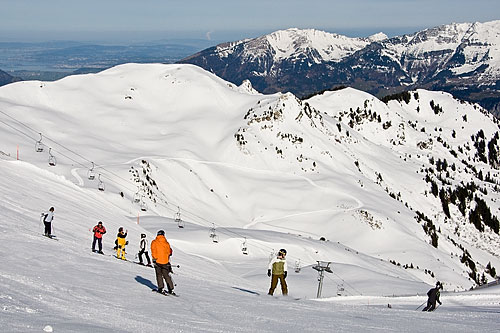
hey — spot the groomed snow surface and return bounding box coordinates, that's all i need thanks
[0,64,499,332]
[1,158,499,332]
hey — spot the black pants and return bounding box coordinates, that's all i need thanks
[92,236,103,252]
[44,221,51,236]
[154,263,174,292]
[423,301,436,311]
[138,249,151,265]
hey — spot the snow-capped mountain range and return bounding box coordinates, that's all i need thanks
[1,64,500,331]
[180,20,500,116]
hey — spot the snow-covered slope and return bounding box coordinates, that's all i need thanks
[0,64,500,331]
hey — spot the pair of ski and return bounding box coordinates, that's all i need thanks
[112,254,154,268]
[42,234,58,241]
[152,289,179,297]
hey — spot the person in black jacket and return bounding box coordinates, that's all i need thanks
[423,281,443,311]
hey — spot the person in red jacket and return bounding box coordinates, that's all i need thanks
[151,230,176,295]
[92,221,106,254]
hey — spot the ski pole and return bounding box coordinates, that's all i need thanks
[416,301,426,310]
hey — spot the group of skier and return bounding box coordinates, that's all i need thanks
[89,220,175,295]
[41,207,444,307]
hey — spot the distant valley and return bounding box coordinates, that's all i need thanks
[0,39,215,81]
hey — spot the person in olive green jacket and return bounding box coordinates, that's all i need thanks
[268,248,288,296]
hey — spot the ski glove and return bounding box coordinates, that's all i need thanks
[284,271,287,279]
[267,269,271,277]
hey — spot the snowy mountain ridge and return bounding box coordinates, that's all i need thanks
[215,28,388,66]
[1,63,500,331]
[181,20,500,115]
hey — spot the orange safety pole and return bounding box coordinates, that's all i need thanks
[137,212,140,224]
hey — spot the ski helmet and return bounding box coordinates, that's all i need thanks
[118,227,123,232]
[436,281,443,289]
[157,230,165,236]
[279,248,287,256]
[141,233,146,238]
[98,221,103,225]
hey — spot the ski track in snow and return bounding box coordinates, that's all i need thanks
[70,168,84,186]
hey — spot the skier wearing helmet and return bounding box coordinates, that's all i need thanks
[268,248,288,296]
[422,281,443,311]
[151,230,176,295]
[138,233,152,266]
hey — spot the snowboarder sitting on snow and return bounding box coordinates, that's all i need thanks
[268,248,288,296]
[91,221,106,254]
[151,230,176,295]
[138,233,152,266]
[115,227,128,260]
[422,281,443,311]
[42,207,55,238]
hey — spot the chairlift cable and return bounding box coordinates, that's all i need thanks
[1,107,318,266]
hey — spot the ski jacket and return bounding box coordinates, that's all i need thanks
[151,235,172,265]
[269,257,288,275]
[140,238,148,251]
[92,225,106,239]
[43,211,54,223]
[116,231,127,247]
[427,287,441,304]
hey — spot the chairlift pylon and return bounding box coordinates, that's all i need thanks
[87,162,96,180]
[209,224,218,243]
[97,174,105,191]
[48,148,57,166]
[35,133,44,153]
[175,206,184,228]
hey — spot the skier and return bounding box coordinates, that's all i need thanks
[42,207,55,237]
[268,248,288,296]
[115,227,128,260]
[422,281,443,311]
[138,233,152,266]
[91,221,106,254]
[151,230,176,295]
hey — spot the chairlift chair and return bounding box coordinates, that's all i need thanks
[48,148,57,166]
[294,260,301,273]
[133,189,141,203]
[35,133,44,152]
[241,238,248,255]
[87,162,96,180]
[97,174,105,191]
[174,207,184,228]
[140,196,147,212]
[209,224,218,243]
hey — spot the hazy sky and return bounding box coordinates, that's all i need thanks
[1,0,499,43]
